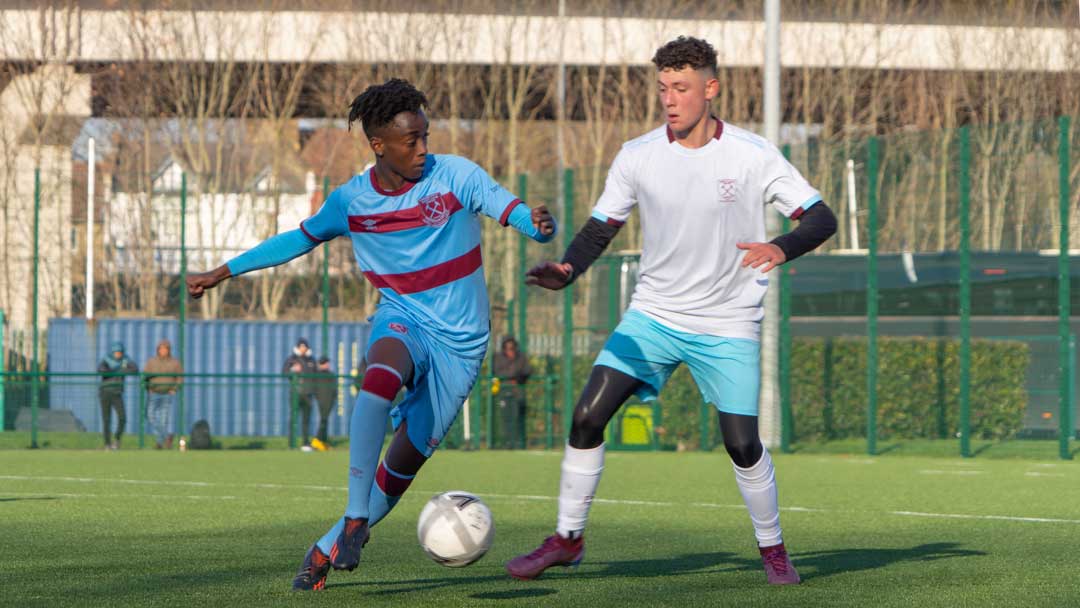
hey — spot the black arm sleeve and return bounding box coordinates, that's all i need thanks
[769,202,837,263]
[560,217,621,283]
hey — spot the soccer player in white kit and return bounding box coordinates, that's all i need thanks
[507,36,836,585]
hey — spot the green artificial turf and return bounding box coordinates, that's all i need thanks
[2,448,1078,607]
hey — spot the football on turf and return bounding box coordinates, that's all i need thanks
[417,491,494,567]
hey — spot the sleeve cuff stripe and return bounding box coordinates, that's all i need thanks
[499,199,524,226]
[591,210,625,227]
[299,221,326,243]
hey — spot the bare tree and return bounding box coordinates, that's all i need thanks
[0,5,85,343]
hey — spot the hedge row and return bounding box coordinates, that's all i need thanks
[502,337,1028,449]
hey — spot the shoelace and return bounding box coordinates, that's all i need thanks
[763,550,789,574]
[297,565,322,582]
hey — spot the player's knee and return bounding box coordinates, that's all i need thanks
[724,436,763,468]
[569,405,606,449]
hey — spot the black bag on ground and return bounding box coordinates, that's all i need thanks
[190,419,212,450]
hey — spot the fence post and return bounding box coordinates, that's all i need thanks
[289,376,298,449]
[607,257,620,332]
[517,174,529,347]
[31,168,41,448]
[545,375,554,449]
[486,375,494,449]
[470,375,480,450]
[1058,115,1073,460]
[1070,336,1076,445]
[958,126,972,458]
[780,143,794,453]
[321,176,331,359]
[866,138,879,456]
[138,372,146,449]
[562,169,575,438]
[700,403,711,450]
[177,172,187,448]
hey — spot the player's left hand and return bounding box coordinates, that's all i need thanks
[531,205,555,236]
[736,242,786,273]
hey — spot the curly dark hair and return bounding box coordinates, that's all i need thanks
[347,78,428,137]
[651,36,718,75]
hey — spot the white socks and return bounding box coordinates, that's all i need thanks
[556,442,606,538]
[732,448,783,547]
[552,442,783,548]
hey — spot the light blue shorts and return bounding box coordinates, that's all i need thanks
[367,310,483,457]
[594,309,761,416]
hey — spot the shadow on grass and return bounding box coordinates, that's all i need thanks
[226,441,267,450]
[875,442,903,455]
[331,542,986,594]
[330,551,747,595]
[0,496,60,502]
[471,588,558,600]
[797,542,986,578]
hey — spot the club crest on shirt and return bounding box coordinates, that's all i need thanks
[419,192,452,227]
[389,322,408,334]
[717,178,738,203]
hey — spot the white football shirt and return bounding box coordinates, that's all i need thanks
[592,120,821,340]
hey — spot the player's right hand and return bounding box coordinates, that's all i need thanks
[525,261,573,290]
[186,266,230,299]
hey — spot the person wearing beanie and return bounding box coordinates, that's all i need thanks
[97,341,138,450]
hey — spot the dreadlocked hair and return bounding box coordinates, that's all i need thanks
[347,78,428,137]
[651,36,718,75]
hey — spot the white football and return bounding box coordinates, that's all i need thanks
[417,491,495,567]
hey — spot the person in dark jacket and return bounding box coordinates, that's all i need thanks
[97,341,138,450]
[492,336,532,449]
[313,356,339,444]
[283,338,317,447]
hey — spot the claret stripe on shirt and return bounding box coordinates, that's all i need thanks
[348,192,465,233]
[362,245,483,294]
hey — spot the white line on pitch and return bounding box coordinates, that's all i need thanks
[2,491,239,500]
[0,475,341,492]
[5,474,1078,525]
[1025,472,1066,478]
[889,510,1080,524]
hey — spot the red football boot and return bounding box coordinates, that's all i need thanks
[759,543,801,585]
[506,534,584,580]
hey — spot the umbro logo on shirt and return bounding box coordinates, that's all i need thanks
[717,178,738,203]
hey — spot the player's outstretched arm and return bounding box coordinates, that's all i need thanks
[186,229,320,299]
[737,202,837,273]
[525,216,621,291]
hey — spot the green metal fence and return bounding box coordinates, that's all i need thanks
[3,118,1077,458]
[495,118,1076,459]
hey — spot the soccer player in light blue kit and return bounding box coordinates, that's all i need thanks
[185,79,557,591]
